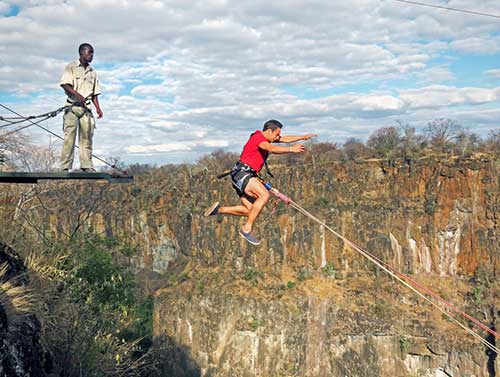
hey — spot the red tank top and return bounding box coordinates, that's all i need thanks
[239,130,269,172]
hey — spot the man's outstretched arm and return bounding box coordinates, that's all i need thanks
[258,141,305,154]
[278,133,317,143]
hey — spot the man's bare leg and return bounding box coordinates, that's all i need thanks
[213,196,254,216]
[241,178,270,234]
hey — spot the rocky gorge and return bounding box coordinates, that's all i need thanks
[1,153,499,376]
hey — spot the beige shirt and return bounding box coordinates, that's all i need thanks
[60,60,101,106]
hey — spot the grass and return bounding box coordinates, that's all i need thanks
[0,263,35,325]
[25,251,69,281]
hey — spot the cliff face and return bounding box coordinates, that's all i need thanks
[156,290,493,377]
[3,155,499,376]
[0,243,47,377]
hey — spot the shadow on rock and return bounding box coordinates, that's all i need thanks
[0,242,49,377]
[145,334,202,377]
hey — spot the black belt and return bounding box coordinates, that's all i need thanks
[216,161,255,180]
[234,161,256,173]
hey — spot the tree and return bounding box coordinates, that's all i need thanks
[426,118,463,153]
[367,126,402,161]
[484,129,500,155]
[343,138,368,161]
[0,132,58,172]
[454,131,480,157]
[197,149,239,172]
[399,123,426,162]
[308,142,342,164]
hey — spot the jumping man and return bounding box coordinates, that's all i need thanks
[204,120,316,245]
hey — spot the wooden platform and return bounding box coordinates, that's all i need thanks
[0,171,133,184]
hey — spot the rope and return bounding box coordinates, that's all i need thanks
[0,115,56,138]
[0,118,35,128]
[391,0,500,19]
[0,103,129,175]
[268,186,500,354]
[0,104,67,138]
[0,107,66,121]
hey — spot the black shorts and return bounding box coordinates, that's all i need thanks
[231,164,257,197]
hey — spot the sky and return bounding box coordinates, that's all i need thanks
[0,0,499,166]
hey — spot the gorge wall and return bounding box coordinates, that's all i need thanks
[3,154,499,376]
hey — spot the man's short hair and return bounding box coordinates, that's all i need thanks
[263,119,283,131]
[78,43,94,54]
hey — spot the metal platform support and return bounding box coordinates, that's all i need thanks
[0,171,133,184]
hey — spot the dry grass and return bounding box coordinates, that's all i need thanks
[0,263,35,325]
[24,251,69,281]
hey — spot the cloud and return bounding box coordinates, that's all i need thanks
[1,0,500,165]
[126,139,229,155]
[400,85,500,109]
[451,37,500,54]
[486,68,500,78]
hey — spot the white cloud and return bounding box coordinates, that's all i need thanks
[451,37,500,54]
[400,85,500,109]
[1,0,500,165]
[486,69,500,78]
[126,139,229,155]
[131,84,171,97]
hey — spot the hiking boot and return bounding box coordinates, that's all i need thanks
[239,229,261,245]
[204,202,220,217]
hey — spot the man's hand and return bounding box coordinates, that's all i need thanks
[291,144,305,153]
[96,107,103,119]
[302,133,317,141]
[61,84,86,104]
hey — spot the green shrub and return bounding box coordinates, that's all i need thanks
[243,267,258,281]
[321,263,336,278]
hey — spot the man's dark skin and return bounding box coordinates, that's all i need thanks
[61,46,103,119]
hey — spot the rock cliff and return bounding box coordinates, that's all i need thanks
[0,243,47,376]
[3,154,499,376]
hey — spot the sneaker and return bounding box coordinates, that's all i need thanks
[80,167,96,172]
[239,229,261,246]
[204,202,220,217]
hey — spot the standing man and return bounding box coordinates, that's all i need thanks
[204,119,316,245]
[60,43,103,172]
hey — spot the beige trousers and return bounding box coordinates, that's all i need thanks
[60,106,95,170]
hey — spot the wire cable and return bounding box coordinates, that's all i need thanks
[0,115,55,138]
[0,117,37,129]
[0,107,67,129]
[0,103,128,175]
[391,0,500,19]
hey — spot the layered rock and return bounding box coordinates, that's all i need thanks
[155,287,495,377]
[3,154,499,376]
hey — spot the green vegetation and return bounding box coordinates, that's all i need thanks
[24,232,155,376]
[424,195,438,215]
[399,336,410,357]
[243,267,258,281]
[248,315,261,331]
[321,263,336,279]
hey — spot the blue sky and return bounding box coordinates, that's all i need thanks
[1,0,499,167]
